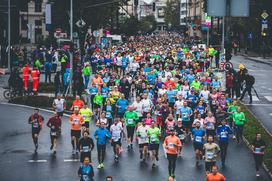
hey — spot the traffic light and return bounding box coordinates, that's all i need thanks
[153,2,156,11]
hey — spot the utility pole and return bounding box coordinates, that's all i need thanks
[8,0,10,73]
[69,0,73,95]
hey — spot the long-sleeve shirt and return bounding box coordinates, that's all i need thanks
[94,128,111,145]
[216,125,233,142]
[233,112,246,126]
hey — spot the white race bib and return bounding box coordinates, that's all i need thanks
[168,143,175,149]
[207,151,214,159]
[195,136,202,143]
[128,119,134,124]
[74,119,79,125]
[83,146,89,152]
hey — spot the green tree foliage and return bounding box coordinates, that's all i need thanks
[163,0,180,27]
[120,16,140,35]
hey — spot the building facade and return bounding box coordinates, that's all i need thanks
[180,0,187,26]
[19,0,49,44]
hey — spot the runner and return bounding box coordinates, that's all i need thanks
[28,108,44,153]
[175,119,186,155]
[136,120,149,162]
[203,135,220,174]
[110,118,123,162]
[233,107,246,144]
[52,94,66,119]
[78,157,94,181]
[123,106,139,150]
[179,101,193,134]
[94,122,112,169]
[191,121,206,166]
[47,112,62,155]
[216,119,233,168]
[79,105,93,129]
[71,95,85,111]
[164,128,182,178]
[251,133,266,177]
[206,165,226,181]
[78,131,95,163]
[147,120,161,168]
[69,107,85,155]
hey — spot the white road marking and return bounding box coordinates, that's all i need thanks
[64,159,79,162]
[264,96,272,102]
[28,160,47,163]
[244,104,272,106]
[269,113,272,116]
[252,96,260,101]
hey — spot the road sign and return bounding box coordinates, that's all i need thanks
[76,19,86,28]
[261,12,269,19]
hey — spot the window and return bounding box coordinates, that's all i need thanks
[21,17,28,30]
[35,0,42,12]
[35,20,42,26]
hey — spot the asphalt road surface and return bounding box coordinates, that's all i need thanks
[0,103,270,181]
[232,55,272,134]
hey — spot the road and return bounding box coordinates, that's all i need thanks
[231,55,272,134]
[0,103,270,181]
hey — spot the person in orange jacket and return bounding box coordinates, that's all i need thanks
[22,64,30,91]
[31,66,40,93]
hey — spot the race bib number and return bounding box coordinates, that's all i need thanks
[212,100,216,105]
[82,175,90,181]
[128,119,134,124]
[106,112,111,118]
[151,135,157,143]
[179,134,185,140]
[74,119,79,125]
[33,122,39,128]
[82,115,87,120]
[255,148,261,153]
[195,136,202,143]
[51,131,57,136]
[168,143,175,149]
[207,151,214,159]
[182,113,188,118]
[220,132,227,138]
[83,146,89,152]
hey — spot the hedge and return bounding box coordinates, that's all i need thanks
[240,103,272,174]
[9,95,74,110]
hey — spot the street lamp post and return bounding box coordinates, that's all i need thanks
[8,0,10,73]
[69,0,73,95]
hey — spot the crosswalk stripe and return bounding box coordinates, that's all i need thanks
[28,160,47,163]
[252,96,260,101]
[264,96,272,102]
[64,159,79,162]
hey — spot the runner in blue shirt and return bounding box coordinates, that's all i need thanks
[191,121,206,166]
[115,94,129,117]
[216,119,233,167]
[179,101,193,132]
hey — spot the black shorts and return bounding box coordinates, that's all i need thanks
[71,130,81,138]
[57,111,63,117]
[117,112,125,118]
[193,142,204,152]
[149,143,159,151]
[206,129,215,137]
[80,152,91,163]
[83,122,90,128]
[111,139,122,147]
[126,126,135,139]
[182,121,192,130]
[205,161,216,172]
[32,128,41,135]
[139,143,149,148]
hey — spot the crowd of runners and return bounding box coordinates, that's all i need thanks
[27,32,266,181]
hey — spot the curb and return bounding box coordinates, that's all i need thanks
[0,102,72,117]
